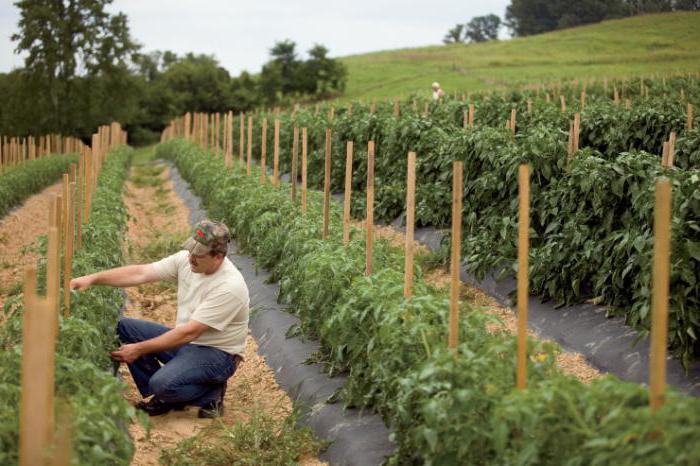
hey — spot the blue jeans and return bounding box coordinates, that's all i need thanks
[116,317,237,407]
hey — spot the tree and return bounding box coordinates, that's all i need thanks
[465,14,501,42]
[301,44,347,97]
[12,0,140,134]
[443,24,465,44]
[505,0,560,36]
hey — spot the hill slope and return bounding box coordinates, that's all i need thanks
[338,11,700,101]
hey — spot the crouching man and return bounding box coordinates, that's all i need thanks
[70,220,249,418]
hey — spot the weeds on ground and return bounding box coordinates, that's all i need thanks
[135,230,189,263]
[159,406,325,466]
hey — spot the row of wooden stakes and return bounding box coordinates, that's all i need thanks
[0,135,86,173]
[163,120,675,411]
[17,123,126,466]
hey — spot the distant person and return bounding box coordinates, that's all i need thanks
[71,220,249,418]
[432,82,445,101]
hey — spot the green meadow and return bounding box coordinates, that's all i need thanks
[338,11,700,101]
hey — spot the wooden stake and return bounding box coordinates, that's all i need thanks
[246,117,253,175]
[273,119,280,186]
[688,104,694,130]
[322,129,332,240]
[76,155,84,249]
[516,164,530,390]
[510,108,517,135]
[342,141,353,245]
[291,126,299,202]
[573,113,581,153]
[527,99,532,114]
[239,113,245,163]
[448,161,463,350]
[567,121,575,163]
[404,152,416,298]
[468,104,474,127]
[560,95,566,112]
[260,119,268,184]
[662,141,670,167]
[649,178,671,411]
[366,141,375,276]
[19,266,57,466]
[668,132,676,168]
[301,128,308,214]
[580,89,586,110]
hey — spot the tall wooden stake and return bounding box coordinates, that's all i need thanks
[291,127,299,202]
[260,119,268,184]
[246,117,253,175]
[516,164,530,390]
[322,129,332,239]
[19,266,57,466]
[366,141,375,276]
[404,152,416,298]
[239,113,245,163]
[342,141,354,245]
[301,128,308,214]
[688,104,694,130]
[448,161,463,350]
[273,119,280,186]
[649,178,671,411]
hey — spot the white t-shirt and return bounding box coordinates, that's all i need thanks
[151,250,250,356]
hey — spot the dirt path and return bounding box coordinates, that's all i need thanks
[0,181,64,321]
[120,157,324,465]
[360,221,601,383]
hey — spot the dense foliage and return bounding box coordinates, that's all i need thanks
[0,153,78,219]
[2,0,346,145]
[228,74,700,362]
[157,138,700,465]
[0,145,139,465]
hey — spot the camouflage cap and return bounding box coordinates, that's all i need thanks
[182,220,230,256]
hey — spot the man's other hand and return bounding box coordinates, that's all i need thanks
[110,344,143,364]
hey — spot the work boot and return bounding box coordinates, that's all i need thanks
[135,397,186,417]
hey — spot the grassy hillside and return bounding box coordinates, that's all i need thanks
[338,11,700,101]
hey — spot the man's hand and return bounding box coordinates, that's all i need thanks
[70,275,94,292]
[110,344,143,364]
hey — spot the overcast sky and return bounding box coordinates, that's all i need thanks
[1,0,510,75]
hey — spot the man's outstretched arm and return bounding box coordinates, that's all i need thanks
[70,264,162,291]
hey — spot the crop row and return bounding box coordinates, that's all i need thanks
[0,146,136,465]
[197,91,700,362]
[0,153,80,219]
[157,138,700,466]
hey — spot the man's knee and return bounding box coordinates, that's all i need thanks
[116,317,140,343]
[148,371,172,400]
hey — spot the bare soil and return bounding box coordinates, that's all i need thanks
[121,162,325,465]
[0,181,64,322]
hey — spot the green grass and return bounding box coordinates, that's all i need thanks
[338,11,700,101]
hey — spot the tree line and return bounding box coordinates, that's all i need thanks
[0,0,347,146]
[444,0,698,43]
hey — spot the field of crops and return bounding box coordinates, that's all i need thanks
[1,70,698,465]
[151,72,700,464]
[166,74,699,362]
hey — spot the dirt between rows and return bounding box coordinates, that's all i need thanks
[120,162,324,466]
[354,220,601,384]
[0,181,64,324]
